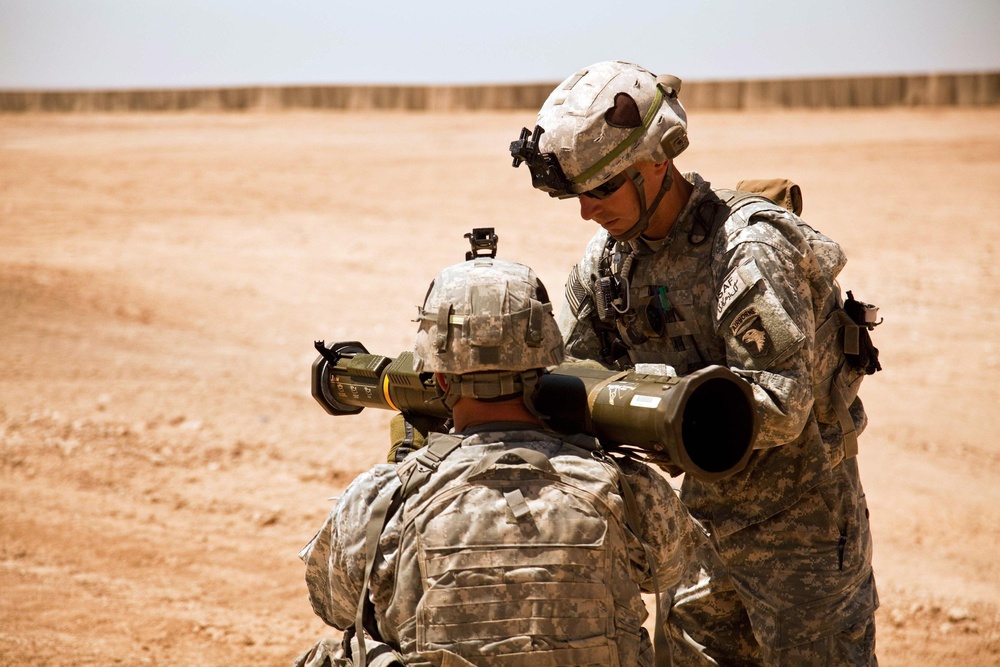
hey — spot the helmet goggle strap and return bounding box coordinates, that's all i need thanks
[566,83,674,241]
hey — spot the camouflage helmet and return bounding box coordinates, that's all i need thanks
[534,60,689,195]
[413,258,564,377]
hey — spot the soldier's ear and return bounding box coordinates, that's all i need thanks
[435,373,449,390]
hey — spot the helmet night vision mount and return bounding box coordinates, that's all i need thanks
[509,125,578,199]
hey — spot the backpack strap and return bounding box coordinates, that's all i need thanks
[715,189,783,222]
[466,447,558,480]
[595,450,673,667]
[353,435,464,667]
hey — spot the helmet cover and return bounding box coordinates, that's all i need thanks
[535,60,689,194]
[413,258,564,375]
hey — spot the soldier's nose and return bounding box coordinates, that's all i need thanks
[579,195,601,221]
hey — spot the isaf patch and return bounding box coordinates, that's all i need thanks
[716,266,750,320]
[730,305,772,357]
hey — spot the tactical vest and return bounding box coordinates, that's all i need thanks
[567,180,881,459]
[353,434,662,667]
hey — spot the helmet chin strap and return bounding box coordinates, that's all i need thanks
[611,166,674,242]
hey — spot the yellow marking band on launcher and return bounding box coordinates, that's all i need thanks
[383,375,399,411]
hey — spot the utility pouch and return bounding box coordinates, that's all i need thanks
[812,288,883,459]
[843,291,882,375]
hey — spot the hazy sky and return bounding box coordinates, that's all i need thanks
[2,0,999,90]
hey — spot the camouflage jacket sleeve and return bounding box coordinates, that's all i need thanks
[618,457,705,590]
[557,230,612,362]
[712,206,835,447]
[299,464,400,630]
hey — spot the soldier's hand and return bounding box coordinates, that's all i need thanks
[293,637,345,667]
[653,460,685,478]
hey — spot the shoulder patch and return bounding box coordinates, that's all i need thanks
[716,267,748,320]
[716,260,761,320]
[729,305,759,336]
[729,306,771,358]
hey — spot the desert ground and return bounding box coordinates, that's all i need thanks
[2,106,999,666]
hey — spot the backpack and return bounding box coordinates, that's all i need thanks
[351,434,667,667]
[407,443,626,665]
[731,179,883,458]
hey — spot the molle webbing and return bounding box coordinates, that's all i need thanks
[407,447,623,666]
[418,547,615,664]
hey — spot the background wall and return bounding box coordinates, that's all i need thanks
[2,72,998,112]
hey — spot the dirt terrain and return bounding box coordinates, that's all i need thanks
[2,107,999,666]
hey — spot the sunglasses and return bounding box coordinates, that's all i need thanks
[580,172,629,200]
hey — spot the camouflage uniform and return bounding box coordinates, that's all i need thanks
[559,172,878,665]
[300,428,705,667]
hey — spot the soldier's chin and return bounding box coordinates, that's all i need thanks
[604,220,640,242]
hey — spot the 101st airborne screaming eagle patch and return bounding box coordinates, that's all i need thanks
[730,305,772,358]
[716,258,806,368]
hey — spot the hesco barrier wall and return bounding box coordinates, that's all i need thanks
[1,72,998,113]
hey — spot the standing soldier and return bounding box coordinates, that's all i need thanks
[510,60,880,665]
